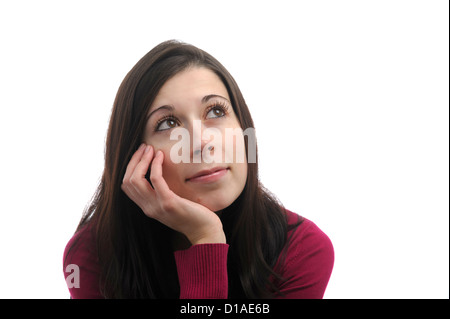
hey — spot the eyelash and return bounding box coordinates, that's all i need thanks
[154,113,178,132]
[204,101,230,118]
[153,102,230,132]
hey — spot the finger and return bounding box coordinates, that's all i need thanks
[132,145,154,179]
[129,145,155,195]
[123,143,146,183]
[149,150,172,197]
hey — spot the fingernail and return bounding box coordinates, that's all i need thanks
[139,143,146,150]
[144,145,151,154]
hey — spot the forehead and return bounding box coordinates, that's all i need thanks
[149,67,230,109]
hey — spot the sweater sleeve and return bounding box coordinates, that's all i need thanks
[174,243,229,299]
[275,216,334,299]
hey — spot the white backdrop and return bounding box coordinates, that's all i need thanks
[0,0,448,299]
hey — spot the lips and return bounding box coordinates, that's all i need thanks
[186,167,229,183]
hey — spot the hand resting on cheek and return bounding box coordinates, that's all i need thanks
[121,143,226,245]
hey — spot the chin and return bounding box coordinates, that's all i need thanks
[175,182,246,212]
[199,198,233,213]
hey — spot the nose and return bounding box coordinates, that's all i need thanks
[191,120,217,161]
[193,145,214,156]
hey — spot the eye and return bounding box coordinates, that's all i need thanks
[206,104,228,119]
[155,116,179,131]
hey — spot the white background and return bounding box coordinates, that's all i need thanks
[0,0,448,299]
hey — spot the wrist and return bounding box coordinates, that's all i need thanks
[188,228,226,245]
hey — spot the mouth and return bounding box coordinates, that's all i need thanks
[186,167,230,183]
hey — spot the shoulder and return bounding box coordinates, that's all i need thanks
[63,224,97,268]
[274,209,334,298]
[63,224,103,298]
[284,209,334,263]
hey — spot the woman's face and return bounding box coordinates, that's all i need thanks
[143,67,248,212]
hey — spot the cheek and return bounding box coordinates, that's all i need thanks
[144,136,177,167]
[221,127,248,164]
[159,149,182,181]
[160,158,189,198]
[145,141,184,190]
[234,162,248,190]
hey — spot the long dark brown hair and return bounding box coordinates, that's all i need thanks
[70,40,301,298]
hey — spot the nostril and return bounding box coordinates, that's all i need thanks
[193,146,214,158]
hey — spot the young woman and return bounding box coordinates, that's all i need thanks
[63,40,334,299]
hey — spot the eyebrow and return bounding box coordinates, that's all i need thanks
[201,94,230,104]
[147,105,174,121]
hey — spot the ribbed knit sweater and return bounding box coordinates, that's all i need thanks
[63,209,334,298]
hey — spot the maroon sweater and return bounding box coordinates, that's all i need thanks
[63,209,334,299]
